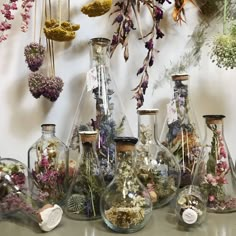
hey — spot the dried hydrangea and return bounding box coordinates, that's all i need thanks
[211,33,236,69]
[28,72,46,98]
[42,76,64,102]
[24,43,46,72]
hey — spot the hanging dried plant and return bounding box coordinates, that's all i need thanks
[210,0,236,69]
[24,42,46,72]
[81,0,112,17]
[43,0,80,42]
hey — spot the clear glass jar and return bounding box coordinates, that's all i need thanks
[100,137,152,233]
[64,131,105,220]
[160,74,202,187]
[28,124,70,205]
[175,185,206,227]
[136,109,181,208]
[194,115,236,213]
[0,158,63,232]
[68,37,132,185]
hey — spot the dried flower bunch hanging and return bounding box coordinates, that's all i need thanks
[210,0,236,69]
[24,0,64,101]
[24,42,46,71]
[44,0,80,42]
[81,0,112,17]
[109,0,195,108]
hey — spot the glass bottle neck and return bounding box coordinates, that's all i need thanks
[89,38,110,68]
[41,125,56,138]
[204,119,224,138]
[138,113,159,144]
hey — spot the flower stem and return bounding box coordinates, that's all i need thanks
[223,0,228,34]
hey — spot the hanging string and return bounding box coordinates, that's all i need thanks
[33,0,37,42]
[68,0,70,22]
[223,0,228,34]
[39,0,46,44]
[58,0,62,26]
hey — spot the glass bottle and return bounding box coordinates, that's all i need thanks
[194,115,236,213]
[160,74,202,187]
[175,185,206,227]
[136,109,181,208]
[64,131,105,220]
[68,37,132,185]
[0,158,63,232]
[100,137,152,233]
[28,124,70,205]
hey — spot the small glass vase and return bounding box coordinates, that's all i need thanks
[68,37,132,185]
[136,109,181,208]
[0,158,63,232]
[194,115,236,213]
[64,131,105,220]
[28,124,70,205]
[100,137,152,233]
[160,74,202,187]
[175,185,206,227]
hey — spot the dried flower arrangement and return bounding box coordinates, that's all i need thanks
[0,160,40,217]
[162,78,201,187]
[102,143,152,232]
[176,186,206,226]
[31,139,72,204]
[199,122,236,212]
[210,0,236,69]
[136,124,178,207]
[65,134,104,219]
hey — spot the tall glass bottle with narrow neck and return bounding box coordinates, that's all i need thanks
[68,38,132,185]
[160,74,202,187]
[193,115,236,213]
[28,124,70,205]
[64,131,105,220]
[136,109,181,208]
[100,137,152,233]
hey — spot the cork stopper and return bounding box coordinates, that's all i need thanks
[114,137,138,152]
[137,109,159,115]
[172,74,189,81]
[41,124,56,132]
[203,115,225,125]
[79,131,97,143]
[37,204,63,232]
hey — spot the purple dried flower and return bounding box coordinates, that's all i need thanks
[156,27,164,39]
[11,172,25,186]
[28,72,47,98]
[145,39,154,50]
[42,76,64,102]
[24,43,45,72]
[154,6,163,20]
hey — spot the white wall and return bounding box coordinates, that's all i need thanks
[0,1,236,164]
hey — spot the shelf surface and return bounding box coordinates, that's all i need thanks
[1,207,236,236]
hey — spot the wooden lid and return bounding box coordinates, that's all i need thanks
[171,74,189,81]
[203,115,225,124]
[79,131,97,143]
[137,109,159,115]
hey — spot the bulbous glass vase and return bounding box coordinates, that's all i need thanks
[0,158,63,232]
[175,185,206,227]
[100,137,152,233]
[68,38,132,185]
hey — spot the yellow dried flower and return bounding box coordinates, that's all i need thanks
[44,19,80,42]
[81,0,112,17]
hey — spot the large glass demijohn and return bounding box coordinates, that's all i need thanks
[68,37,132,184]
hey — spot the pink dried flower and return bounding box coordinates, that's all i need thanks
[20,0,34,32]
[40,155,49,168]
[208,195,215,202]
[11,172,26,186]
[24,43,45,71]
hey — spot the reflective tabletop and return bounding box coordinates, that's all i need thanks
[1,207,236,236]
